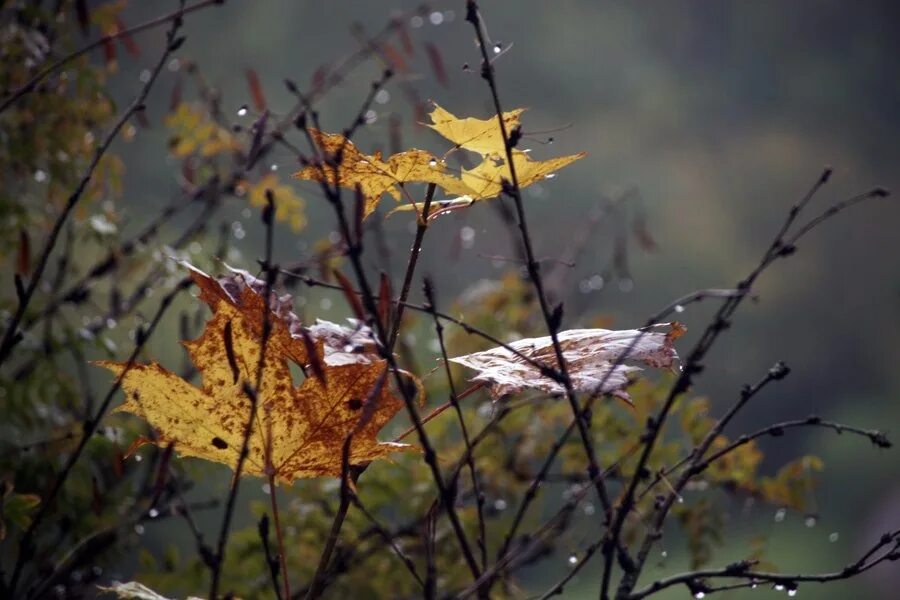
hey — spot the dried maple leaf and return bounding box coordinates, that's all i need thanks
[94,264,409,483]
[292,129,470,217]
[449,323,685,402]
[98,580,206,600]
[425,102,525,158]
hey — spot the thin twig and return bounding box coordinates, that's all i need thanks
[627,529,900,599]
[423,278,488,569]
[0,0,223,114]
[209,163,279,599]
[465,3,615,546]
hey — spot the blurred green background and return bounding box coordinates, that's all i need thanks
[93,0,900,597]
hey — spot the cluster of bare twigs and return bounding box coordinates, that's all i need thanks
[1,1,897,599]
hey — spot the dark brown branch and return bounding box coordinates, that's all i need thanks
[466,4,615,549]
[627,529,900,599]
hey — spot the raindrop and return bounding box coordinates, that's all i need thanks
[139,69,151,83]
[694,593,705,599]
[262,483,272,495]
[270,163,279,171]
[374,89,390,104]
[34,169,47,183]
[618,278,634,293]
[429,11,444,25]
[148,508,159,518]
[494,498,507,511]
[410,15,424,28]
[804,515,817,528]
[751,582,758,589]
[788,589,798,597]
[237,104,249,117]
[428,158,438,166]
[241,207,252,218]
[774,508,786,523]
[364,109,377,124]
[460,226,476,243]
[544,173,557,179]
[583,503,595,516]
[829,532,839,542]
[674,304,685,313]
[493,43,502,54]
[134,524,145,535]
[167,58,181,72]
[589,274,604,290]
[189,241,202,254]
[134,454,143,462]
[660,551,668,558]
[579,279,592,294]
[774,584,785,591]
[567,554,578,565]
[319,298,332,311]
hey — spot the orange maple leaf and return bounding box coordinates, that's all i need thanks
[95,264,409,483]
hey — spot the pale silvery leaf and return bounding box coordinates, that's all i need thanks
[449,323,685,401]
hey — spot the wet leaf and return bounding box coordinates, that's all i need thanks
[458,150,585,200]
[94,264,409,482]
[292,129,470,217]
[97,581,206,600]
[425,102,524,158]
[449,323,684,401]
[295,103,584,218]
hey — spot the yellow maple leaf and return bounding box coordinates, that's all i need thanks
[460,150,585,199]
[292,130,470,218]
[94,264,409,483]
[391,150,585,217]
[165,103,240,158]
[241,173,307,232]
[425,102,525,157]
